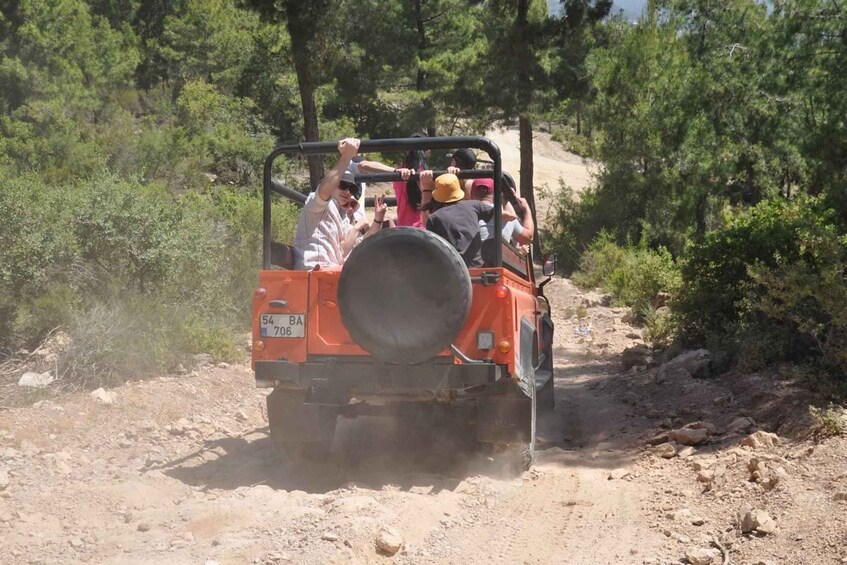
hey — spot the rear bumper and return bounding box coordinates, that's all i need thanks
[255,356,506,405]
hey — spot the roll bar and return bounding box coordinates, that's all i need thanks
[263,136,504,269]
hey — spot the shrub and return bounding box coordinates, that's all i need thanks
[809,404,846,438]
[674,196,832,342]
[572,234,680,316]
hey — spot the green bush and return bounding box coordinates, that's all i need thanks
[675,196,834,342]
[0,171,298,386]
[572,234,680,315]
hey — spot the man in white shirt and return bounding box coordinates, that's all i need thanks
[293,138,387,270]
[469,178,534,246]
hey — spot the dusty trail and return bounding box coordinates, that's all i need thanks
[3,132,841,565]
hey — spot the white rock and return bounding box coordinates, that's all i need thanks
[670,427,708,446]
[665,508,692,521]
[740,508,776,535]
[742,431,780,450]
[684,547,719,565]
[652,443,677,459]
[90,388,117,405]
[677,446,696,458]
[609,468,631,480]
[727,416,756,434]
[0,468,9,491]
[376,526,403,555]
[17,371,54,388]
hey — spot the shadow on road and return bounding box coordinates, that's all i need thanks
[161,415,518,495]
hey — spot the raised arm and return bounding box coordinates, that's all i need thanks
[355,159,413,180]
[317,138,360,201]
[513,197,535,245]
[419,170,435,225]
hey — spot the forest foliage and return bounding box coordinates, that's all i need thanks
[1,0,845,390]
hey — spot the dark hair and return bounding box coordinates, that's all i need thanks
[402,134,428,210]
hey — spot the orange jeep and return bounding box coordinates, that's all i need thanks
[253,136,555,471]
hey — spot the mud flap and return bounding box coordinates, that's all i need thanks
[477,317,537,444]
[266,388,338,443]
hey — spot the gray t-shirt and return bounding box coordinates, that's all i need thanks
[426,200,494,268]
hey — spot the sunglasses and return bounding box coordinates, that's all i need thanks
[339,181,359,193]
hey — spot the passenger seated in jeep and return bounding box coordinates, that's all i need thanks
[293,138,387,269]
[470,178,534,246]
[422,173,494,268]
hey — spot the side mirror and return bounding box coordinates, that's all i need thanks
[542,253,556,276]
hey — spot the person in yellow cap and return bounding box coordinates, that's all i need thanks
[419,173,495,268]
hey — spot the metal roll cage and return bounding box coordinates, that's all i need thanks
[262,136,505,270]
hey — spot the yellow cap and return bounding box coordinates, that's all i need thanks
[432,173,464,203]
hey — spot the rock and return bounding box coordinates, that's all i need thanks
[69,538,85,549]
[727,416,756,435]
[622,345,651,370]
[626,332,641,340]
[677,446,696,459]
[664,349,712,379]
[712,394,733,406]
[741,431,780,450]
[235,409,249,422]
[652,443,677,459]
[684,547,719,565]
[17,371,54,388]
[321,531,339,542]
[137,522,152,532]
[655,364,690,384]
[648,432,670,446]
[90,388,117,405]
[376,526,403,555]
[192,353,214,368]
[0,468,9,490]
[2,448,19,460]
[833,492,847,502]
[175,364,188,375]
[622,392,639,406]
[690,517,705,526]
[697,470,714,484]
[739,508,776,535]
[665,508,692,521]
[609,468,630,480]
[670,428,708,446]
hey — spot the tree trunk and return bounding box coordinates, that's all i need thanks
[516,0,540,258]
[519,115,541,257]
[415,0,436,136]
[286,2,324,189]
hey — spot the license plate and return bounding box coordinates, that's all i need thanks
[260,314,305,338]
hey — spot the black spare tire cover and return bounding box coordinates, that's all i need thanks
[338,227,472,364]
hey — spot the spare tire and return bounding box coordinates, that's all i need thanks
[339,227,472,364]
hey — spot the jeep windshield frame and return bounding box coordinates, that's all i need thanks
[262,136,505,270]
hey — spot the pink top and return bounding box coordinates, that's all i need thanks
[393,180,423,228]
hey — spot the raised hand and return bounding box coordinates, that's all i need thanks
[338,138,360,159]
[374,193,387,222]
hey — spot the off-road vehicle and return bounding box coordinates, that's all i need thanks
[252,136,555,470]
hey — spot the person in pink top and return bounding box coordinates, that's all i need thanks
[391,133,429,228]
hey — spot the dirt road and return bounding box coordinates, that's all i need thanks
[1,135,845,565]
[0,277,671,565]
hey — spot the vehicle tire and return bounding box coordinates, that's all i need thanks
[339,228,472,364]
